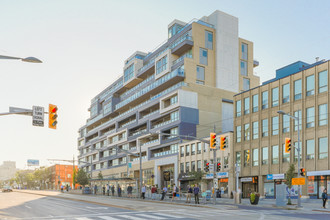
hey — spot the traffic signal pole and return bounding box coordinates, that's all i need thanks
[213,125,216,205]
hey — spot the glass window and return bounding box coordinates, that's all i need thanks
[244,97,250,114]
[306,139,315,160]
[204,143,208,152]
[272,145,279,164]
[252,121,258,139]
[236,100,241,117]
[124,64,135,83]
[191,143,196,155]
[272,116,279,135]
[262,147,268,165]
[197,142,202,154]
[199,48,208,65]
[294,79,302,100]
[306,75,315,96]
[243,78,250,90]
[306,107,315,128]
[186,162,190,172]
[262,119,268,137]
[196,66,205,85]
[282,84,290,103]
[205,31,213,50]
[319,104,328,126]
[197,160,202,171]
[294,110,302,131]
[236,126,241,143]
[282,144,290,163]
[252,94,258,112]
[319,70,328,93]
[191,161,196,171]
[253,148,259,166]
[236,152,241,166]
[242,43,248,60]
[272,87,279,107]
[156,56,168,75]
[244,150,250,167]
[186,145,190,156]
[244,123,250,141]
[282,114,290,133]
[224,156,229,168]
[262,91,268,109]
[241,61,247,76]
[294,141,302,162]
[180,146,184,157]
[319,137,328,159]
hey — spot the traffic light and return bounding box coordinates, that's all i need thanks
[204,162,210,172]
[300,168,306,177]
[285,138,291,153]
[210,133,217,149]
[217,162,221,172]
[220,136,227,150]
[49,104,58,129]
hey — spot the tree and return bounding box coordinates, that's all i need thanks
[76,169,89,187]
[188,170,205,185]
[285,163,296,205]
[98,171,103,180]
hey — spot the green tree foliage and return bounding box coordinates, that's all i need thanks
[76,169,89,186]
[188,170,205,185]
[98,171,103,180]
[285,163,296,205]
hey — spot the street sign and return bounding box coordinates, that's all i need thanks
[32,106,44,127]
[213,179,218,188]
[209,164,214,172]
[292,177,305,185]
[27,159,39,166]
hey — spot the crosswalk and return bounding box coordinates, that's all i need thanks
[22,208,303,220]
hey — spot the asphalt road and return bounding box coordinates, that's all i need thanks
[1,191,330,220]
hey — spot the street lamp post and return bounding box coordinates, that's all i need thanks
[278,110,302,208]
[0,55,42,63]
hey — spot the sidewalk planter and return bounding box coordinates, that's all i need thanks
[250,193,260,205]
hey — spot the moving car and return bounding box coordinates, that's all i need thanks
[2,186,13,192]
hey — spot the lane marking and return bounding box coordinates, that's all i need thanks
[75,218,93,220]
[25,205,31,209]
[153,213,185,219]
[136,213,167,219]
[98,216,120,220]
[117,215,145,220]
[86,206,108,210]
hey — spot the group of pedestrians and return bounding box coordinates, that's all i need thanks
[185,184,200,204]
[94,184,125,197]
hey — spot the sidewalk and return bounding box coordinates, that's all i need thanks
[16,189,330,214]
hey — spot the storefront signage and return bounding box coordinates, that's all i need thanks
[267,174,285,180]
[292,178,305,185]
[217,172,228,178]
[240,177,253,182]
[206,173,214,179]
[307,170,330,177]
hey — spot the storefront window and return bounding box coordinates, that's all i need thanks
[264,182,275,198]
[319,176,327,198]
[142,168,154,186]
[220,178,228,195]
[308,176,317,196]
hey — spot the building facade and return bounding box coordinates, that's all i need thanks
[77,10,259,191]
[49,164,78,190]
[178,132,234,197]
[234,59,330,199]
[0,161,16,181]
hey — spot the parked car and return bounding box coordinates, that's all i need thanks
[2,186,13,192]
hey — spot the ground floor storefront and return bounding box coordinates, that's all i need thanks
[307,170,330,199]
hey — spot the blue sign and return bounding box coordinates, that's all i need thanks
[128,162,132,168]
[27,159,39,166]
[206,173,214,179]
[267,174,273,180]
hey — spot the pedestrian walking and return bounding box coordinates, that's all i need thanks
[111,185,115,196]
[171,184,177,202]
[107,184,110,196]
[322,189,328,208]
[60,185,64,193]
[127,184,133,198]
[151,185,157,200]
[193,184,200,204]
[66,184,69,192]
[94,185,98,195]
[141,184,146,199]
[102,185,106,195]
[186,185,193,203]
[161,186,167,200]
[117,185,122,197]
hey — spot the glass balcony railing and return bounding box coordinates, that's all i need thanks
[141,139,159,147]
[120,74,154,99]
[169,35,193,50]
[103,129,116,136]
[120,119,136,128]
[141,110,159,119]
[153,118,179,129]
[153,149,178,158]
[173,52,192,66]
[132,156,147,162]
[130,129,147,137]
[138,58,156,74]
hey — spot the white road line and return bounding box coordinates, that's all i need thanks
[117,215,145,220]
[135,213,167,219]
[76,218,93,220]
[25,205,31,209]
[98,216,119,220]
[153,213,185,219]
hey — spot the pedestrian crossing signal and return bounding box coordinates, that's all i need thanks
[210,133,217,149]
[49,104,58,129]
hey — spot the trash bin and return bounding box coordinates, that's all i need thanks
[206,190,211,201]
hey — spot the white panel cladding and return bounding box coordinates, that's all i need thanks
[159,89,197,115]
[204,10,239,93]
[154,155,178,186]
[222,102,233,133]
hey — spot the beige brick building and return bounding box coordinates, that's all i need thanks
[234,59,330,199]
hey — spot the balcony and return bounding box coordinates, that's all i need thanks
[137,58,156,78]
[172,52,192,71]
[130,128,147,137]
[141,139,159,147]
[141,110,159,119]
[171,36,193,56]
[120,119,136,128]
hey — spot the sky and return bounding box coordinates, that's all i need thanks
[0,0,329,169]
